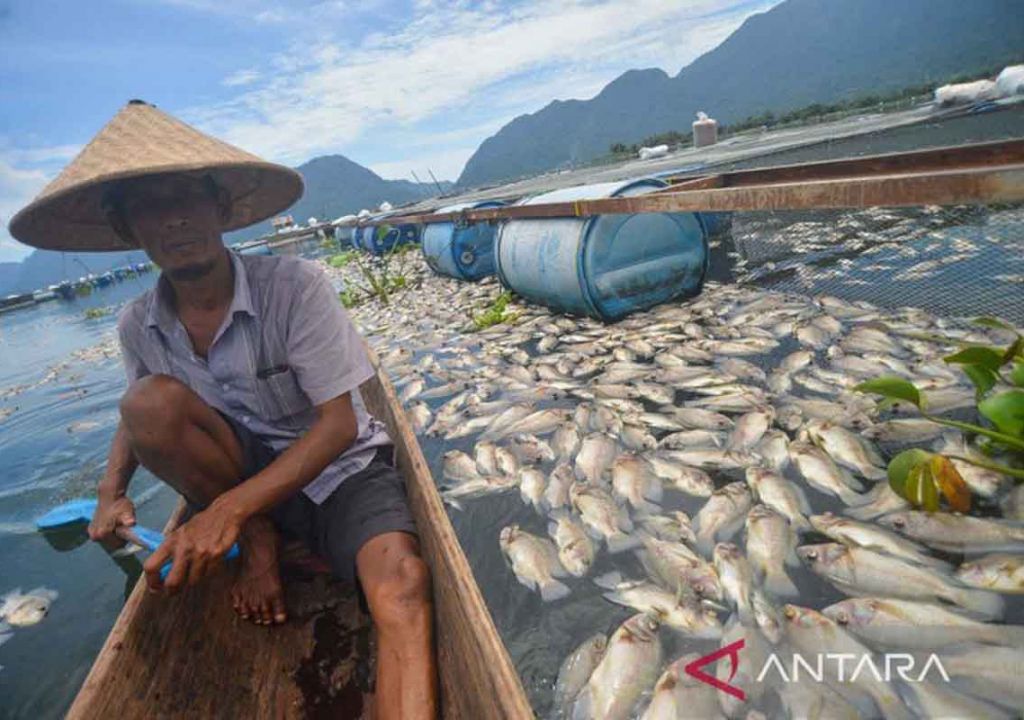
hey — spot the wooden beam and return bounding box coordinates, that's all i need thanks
[351,163,1024,226]
[360,351,533,720]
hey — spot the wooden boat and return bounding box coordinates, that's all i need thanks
[66,355,534,719]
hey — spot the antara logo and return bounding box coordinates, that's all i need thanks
[684,639,950,699]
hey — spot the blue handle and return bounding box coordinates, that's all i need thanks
[124,524,240,582]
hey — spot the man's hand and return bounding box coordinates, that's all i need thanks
[143,499,243,593]
[88,495,136,546]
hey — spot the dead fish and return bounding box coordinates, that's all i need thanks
[638,511,696,545]
[552,422,582,462]
[662,448,756,471]
[498,525,570,602]
[645,454,714,497]
[639,654,724,720]
[663,407,733,431]
[442,450,483,484]
[398,378,425,404]
[575,433,619,484]
[862,418,945,443]
[803,420,886,481]
[745,505,799,597]
[573,613,662,720]
[474,440,499,476]
[878,512,1024,554]
[809,512,944,568]
[570,483,635,553]
[498,408,571,439]
[405,402,432,434]
[788,441,864,506]
[507,434,556,465]
[657,429,723,449]
[744,467,811,532]
[518,467,547,510]
[619,424,657,452]
[713,542,756,623]
[553,633,607,719]
[548,512,596,577]
[611,453,663,514]
[798,543,1003,619]
[780,604,912,720]
[844,481,909,521]
[726,407,774,451]
[595,573,721,638]
[823,597,1024,650]
[0,587,58,627]
[695,482,752,553]
[956,553,1024,594]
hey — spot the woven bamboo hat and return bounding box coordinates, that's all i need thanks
[8,99,304,252]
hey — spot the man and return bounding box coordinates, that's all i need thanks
[9,100,437,719]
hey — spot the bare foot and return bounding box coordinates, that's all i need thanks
[230,516,287,625]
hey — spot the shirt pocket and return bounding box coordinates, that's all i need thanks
[254,364,310,423]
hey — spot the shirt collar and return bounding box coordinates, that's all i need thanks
[145,248,255,333]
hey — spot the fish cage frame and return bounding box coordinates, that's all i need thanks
[345,139,1024,228]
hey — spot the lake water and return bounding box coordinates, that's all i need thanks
[0,274,181,719]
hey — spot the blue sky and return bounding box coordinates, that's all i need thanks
[0,0,780,262]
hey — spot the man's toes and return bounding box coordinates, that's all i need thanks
[271,594,287,624]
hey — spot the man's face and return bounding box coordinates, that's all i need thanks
[119,174,227,281]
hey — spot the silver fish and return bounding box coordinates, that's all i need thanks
[788,441,864,505]
[405,401,432,434]
[637,535,722,601]
[518,467,547,510]
[611,453,664,514]
[570,483,635,553]
[745,505,799,598]
[507,434,556,465]
[823,597,1024,650]
[745,468,811,532]
[554,634,607,719]
[713,542,755,623]
[955,553,1024,594]
[619,424,657,452]
[498,525,570,602]
[726,407,774,451]
[549,512,596,577]
[474,440,499,476]
[0,587,57,627]
[575,433,619,484]
[934,645,1024,710]
[595,573,721,638]
[878,511,1024,554]
[695,482,753,553]
[639,654,724,720]
[657,430,724,449]
[573,613,662,720]
[639,511,696,545]
[780,604,912,720]
[442,450,483,484]
[809,512,944,568]
[663,407,733,431]
[803,420,886,481]
[798,543,1003,619]
[545,462,576,510]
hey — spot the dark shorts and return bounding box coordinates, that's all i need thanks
[215,409,419,585]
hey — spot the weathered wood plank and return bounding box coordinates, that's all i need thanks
[67,499,373,720]
[66,361,533,719]
[361,352,534,720]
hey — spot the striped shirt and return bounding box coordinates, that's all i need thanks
[116,248,391,503]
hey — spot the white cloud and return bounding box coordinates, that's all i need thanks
[369,145,478,184]
[222,68,261,87]
[0,157,49,262]
[185,0,780,171]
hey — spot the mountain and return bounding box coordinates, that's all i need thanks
[458,0,1024,187]
[0,155,445,295]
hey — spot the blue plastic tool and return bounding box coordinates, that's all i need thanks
[35,497,240,582]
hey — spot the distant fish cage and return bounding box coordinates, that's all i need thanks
[422,200,506,281]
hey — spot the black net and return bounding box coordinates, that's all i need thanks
[705,202,1024,325]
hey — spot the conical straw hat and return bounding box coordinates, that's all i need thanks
[8,99,304,252]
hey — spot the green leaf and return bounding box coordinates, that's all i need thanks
[1011,361,1024,388]
[888,449,933,497]
[943,346,1004,371]
[962,365,998,398]
[854,377,922,409]
[1002,336,1023,366]
[978,390,1024,439]
[973,316,1017,332]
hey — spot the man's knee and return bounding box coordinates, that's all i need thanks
[120,374,193,441]
[366,554,432,632]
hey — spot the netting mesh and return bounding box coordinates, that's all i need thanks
[704,202,1024,325]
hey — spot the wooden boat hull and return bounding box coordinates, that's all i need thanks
[67,355,532,719]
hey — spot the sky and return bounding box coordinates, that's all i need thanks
[0,0,781,262]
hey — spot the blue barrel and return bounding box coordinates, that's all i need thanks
[364,221,421,256]
[494,179,708,321]
[353,225,367,250]
[421,200,506,280]
[335,224,355,247]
